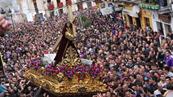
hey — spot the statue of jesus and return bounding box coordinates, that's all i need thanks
[53,5,80,66]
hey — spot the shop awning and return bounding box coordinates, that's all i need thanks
[122,5,140,18]
[123,9,139,18]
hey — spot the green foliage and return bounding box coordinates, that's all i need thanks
[81,15,92,28]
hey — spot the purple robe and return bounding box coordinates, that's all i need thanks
[54,23,79,65]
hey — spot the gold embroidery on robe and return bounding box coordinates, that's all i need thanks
[61,46,81,67]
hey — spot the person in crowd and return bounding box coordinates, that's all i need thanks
[0,16,11,35]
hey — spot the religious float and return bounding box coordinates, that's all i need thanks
[24,3,107,97]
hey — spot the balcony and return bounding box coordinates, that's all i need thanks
[158,5,171,14]
[157,0,172,14]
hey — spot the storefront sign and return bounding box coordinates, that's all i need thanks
[139,3,160,10]
[158,14,171,23]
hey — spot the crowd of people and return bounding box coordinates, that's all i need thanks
[0,15,68,96]
[0,8,173,97]
[76,12,173,97]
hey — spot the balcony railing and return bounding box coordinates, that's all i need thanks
[157,3,173,14]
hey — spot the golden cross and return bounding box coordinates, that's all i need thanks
[66,1,76,37]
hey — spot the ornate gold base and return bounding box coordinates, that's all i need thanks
[24,69,107,95]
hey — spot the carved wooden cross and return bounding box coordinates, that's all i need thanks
[66,0,74,23]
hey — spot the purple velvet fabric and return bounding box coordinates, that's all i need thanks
[165,55,173,67]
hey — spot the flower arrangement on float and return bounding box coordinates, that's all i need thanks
[29,58,102,80]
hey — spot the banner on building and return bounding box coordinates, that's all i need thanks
[100,6,114,15]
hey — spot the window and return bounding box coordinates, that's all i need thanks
[145,17,150,27]
[128,15,133,25]
[47,0,51,3]
[144,0,149,3]
[0,8,6,14]
[156,22,164,35]
[143,0,158,4]
[57,0,60,3]
[165,24,172,34]
[159,0,167,7]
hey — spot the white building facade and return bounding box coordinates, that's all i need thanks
[16,0,96,22]
[152,11,172,36]
[152,0,173,36]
